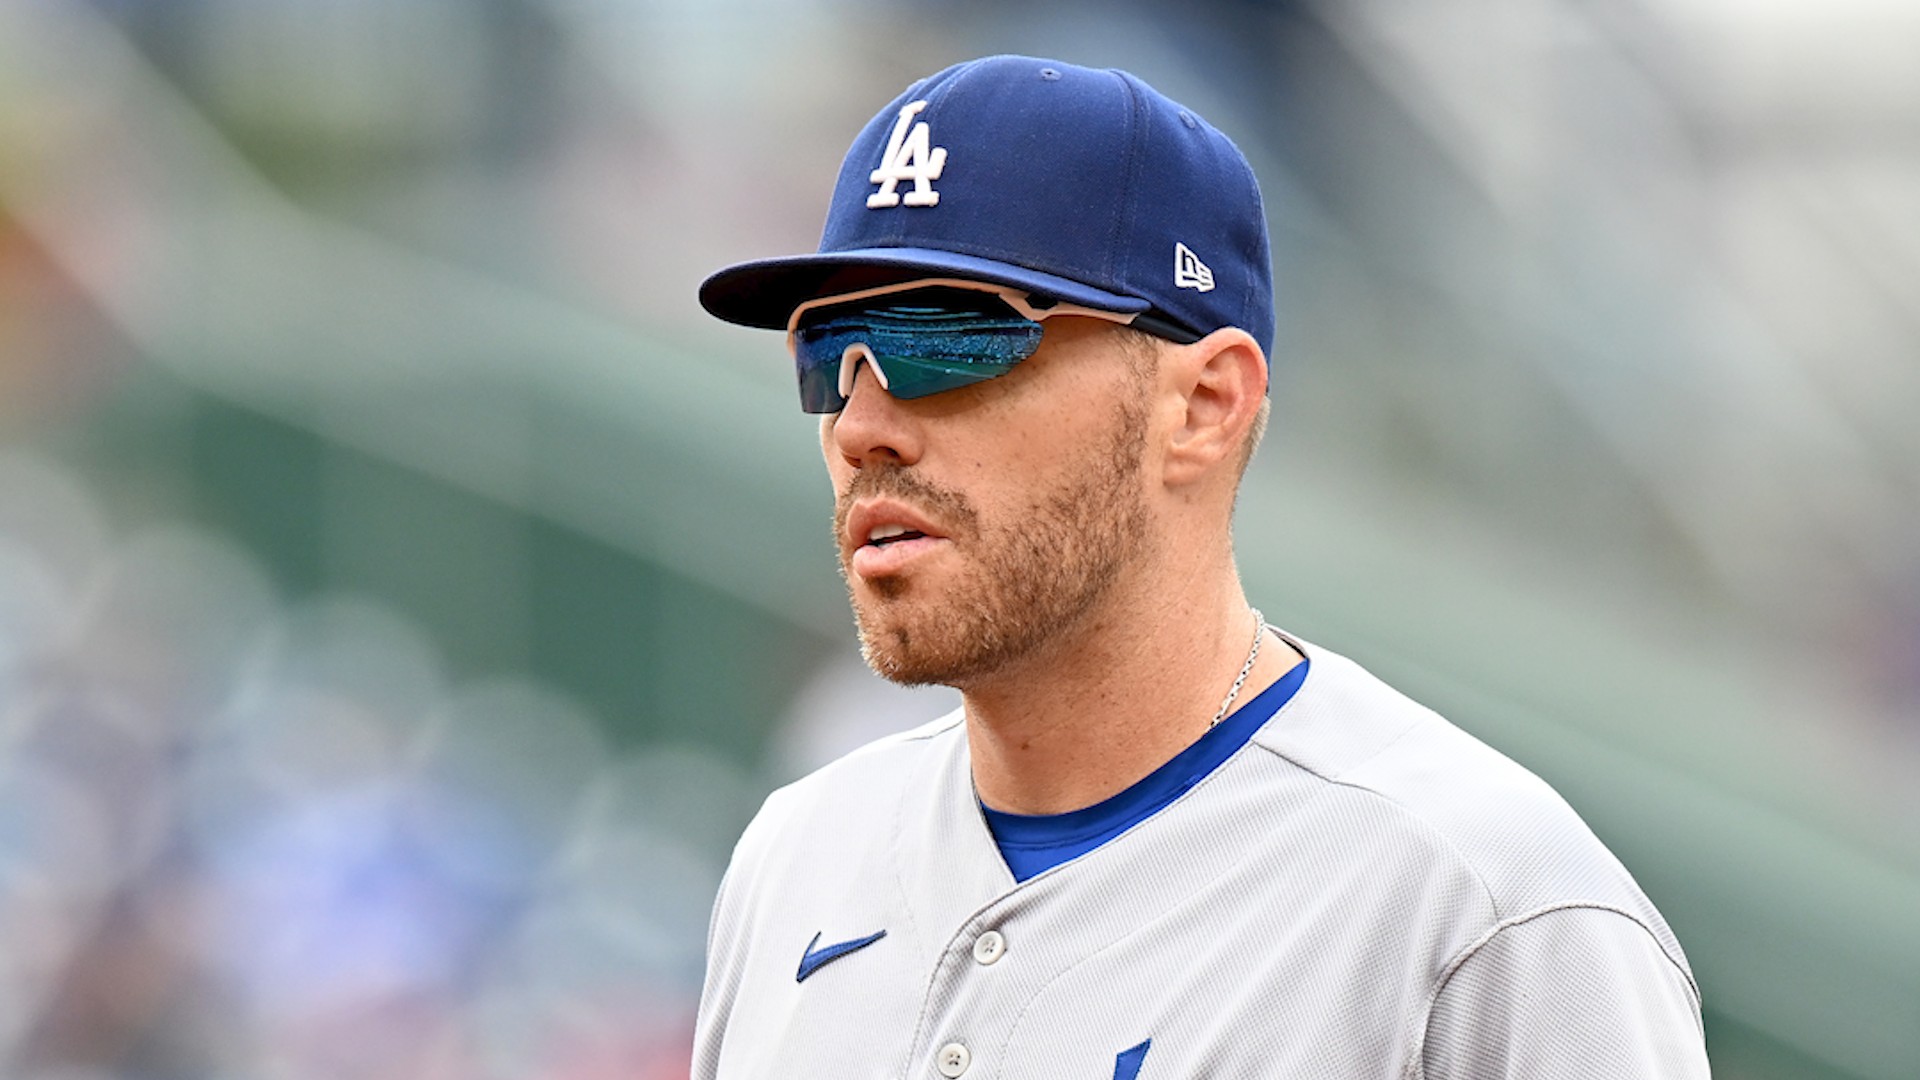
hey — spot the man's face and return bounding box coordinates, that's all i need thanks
[822,316,1157,687]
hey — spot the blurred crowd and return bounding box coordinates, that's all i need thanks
[0,452,755,1079]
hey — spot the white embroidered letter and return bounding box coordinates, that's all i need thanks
[1174,242,1216,292]
[868,100,948,208]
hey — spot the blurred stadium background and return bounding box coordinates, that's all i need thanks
[0,0,1915,1077]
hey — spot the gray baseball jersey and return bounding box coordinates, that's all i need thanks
[694,631,1709,1079]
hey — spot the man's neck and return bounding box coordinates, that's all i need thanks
[960,573,1301,816]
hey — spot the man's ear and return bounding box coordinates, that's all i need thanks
[1161,327,1268,489]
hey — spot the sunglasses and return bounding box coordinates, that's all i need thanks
[785,278,1199,414]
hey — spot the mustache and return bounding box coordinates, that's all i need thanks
[833,465,980,541]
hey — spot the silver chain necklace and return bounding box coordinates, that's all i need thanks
[1209,607,1266,728]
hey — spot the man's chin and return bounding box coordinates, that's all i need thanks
[853,600,970,688]
[859,639,949,688]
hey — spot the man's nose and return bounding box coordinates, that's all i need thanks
[830,356,922,468]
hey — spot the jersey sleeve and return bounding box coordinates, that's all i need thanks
[692,781,794,1080]
[1420,904,1710,1079]
[690,859,740,1080]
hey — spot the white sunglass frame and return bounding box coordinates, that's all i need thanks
[784,277,1144,401]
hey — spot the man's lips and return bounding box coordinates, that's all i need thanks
[844,499,950,579]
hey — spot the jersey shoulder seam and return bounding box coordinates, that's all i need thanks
[1249,724,1506,921]
[737,708,963,861]
[1407,901,1705,1080]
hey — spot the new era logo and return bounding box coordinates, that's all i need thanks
[1174,242,1215,292]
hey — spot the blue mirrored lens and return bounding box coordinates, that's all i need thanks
[793,290,1045,413]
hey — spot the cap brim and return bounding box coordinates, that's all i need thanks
[699,248,1152,330]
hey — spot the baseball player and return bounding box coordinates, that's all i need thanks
[693,55,1709,1079]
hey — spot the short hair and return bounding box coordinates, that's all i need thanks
[1240,396,1271,475]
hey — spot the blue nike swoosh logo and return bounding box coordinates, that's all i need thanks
[1113,1039,1152,1080]
[795,928,887,983]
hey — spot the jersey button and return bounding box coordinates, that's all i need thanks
[936,1042,971,1077]
[972,930,1006,965]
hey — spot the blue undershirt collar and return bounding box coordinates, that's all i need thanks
[980,654,1309,882]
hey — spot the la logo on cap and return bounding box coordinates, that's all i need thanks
[868,100,947,208]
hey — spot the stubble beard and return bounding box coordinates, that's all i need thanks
[834,397,1152,688]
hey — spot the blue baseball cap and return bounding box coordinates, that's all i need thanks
[699,55,1274,357]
